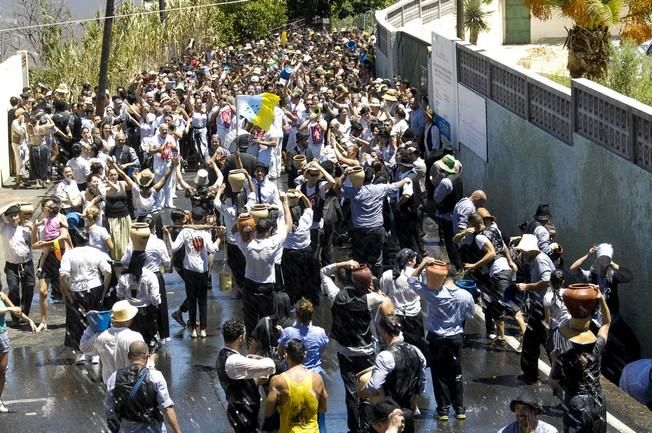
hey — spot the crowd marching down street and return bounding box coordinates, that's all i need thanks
[2,23,651,433]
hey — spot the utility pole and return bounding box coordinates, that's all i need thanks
[456,0,465,40]
[159,0,167,22]
[96,0,115,116]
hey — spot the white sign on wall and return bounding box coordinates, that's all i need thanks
[457,84,487,161]
[431,32,458,147]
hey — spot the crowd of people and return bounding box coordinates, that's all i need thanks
[2,24,650,433]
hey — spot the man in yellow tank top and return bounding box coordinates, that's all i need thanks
[264,338,328,433]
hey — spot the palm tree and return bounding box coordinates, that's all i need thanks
[464,0,492,45]
[524,0,652,79]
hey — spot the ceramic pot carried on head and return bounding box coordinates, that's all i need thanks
[287,189,302,207]
[347,166,365,188]
[562,283,599,319]
[250,204,269,223]
[237,213,256,241]
[228,169,248,193]
[130,222,150,251]
[292,155,306,170]
[426,260,448,290]
[351,264,373,291]
[356,366,385,403]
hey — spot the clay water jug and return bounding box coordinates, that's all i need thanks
[292,155,306,170]
[348,166,365,188]
[228,169,247,193]
[250,204,269,222]
[426,260,448,290]
[287,189,302,207]
[129,222,150,251]
[237,213,256,241]
[563,283,599,319]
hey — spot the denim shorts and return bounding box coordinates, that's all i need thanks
[0,332,11,353]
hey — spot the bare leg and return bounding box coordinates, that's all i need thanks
[0,352,8,399]
[37,278,48,331]
[496,319,505,340]
[514,310,527,335]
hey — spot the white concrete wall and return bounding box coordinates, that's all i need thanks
[472,0,505,49]
[531,10,624,42]
[0,53,28,185]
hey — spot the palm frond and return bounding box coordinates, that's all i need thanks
[586,0,623,28]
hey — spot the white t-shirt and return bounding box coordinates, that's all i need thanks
[170,228,219,273]
[88,225,111,254]
[543,289,571,329]
[474,234,511,277]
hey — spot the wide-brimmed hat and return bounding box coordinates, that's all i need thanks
[561,318,597,345]
[135,169,155,188]
[365,397,401,425]
[55,83,70,94]
[383,89,398,102]
[534,204,551,221]
[438,154,457,174]
[510,390,543,413]
[0,202,21,216]
[111,300,138,322]
[369,97,381,107]
[515,234,540,253]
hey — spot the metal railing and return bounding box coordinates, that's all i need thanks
[456,43,652,171]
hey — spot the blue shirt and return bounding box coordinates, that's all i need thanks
[278,323,329,373]
[408,277,475,337]
[619,359,652,405]
[343,183,399,229]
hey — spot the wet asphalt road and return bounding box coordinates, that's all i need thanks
[0,175,639,433]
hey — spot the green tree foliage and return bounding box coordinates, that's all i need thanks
[30,0,285,94]
[599,42,652,105]
[327,0,395,19]
[222,0,288,41]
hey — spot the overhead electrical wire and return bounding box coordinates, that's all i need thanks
[0,0,251,34]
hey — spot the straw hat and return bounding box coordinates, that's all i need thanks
[383,89,398,102]
[55,83,70,94]
[515,234,540,253]
[111,300,138,323]
[135,169,156,188]
[560,318,597,345]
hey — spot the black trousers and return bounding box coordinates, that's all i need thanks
[394,210,422,261]
[281,247,320,306]
[184,270,208,329]
[242,278,275,337]
[336,352,374,433]
[521,301,547,382]
[398,313,427,358]
[64,285,104,351]
[427,333,465,415]
[5,261,35,317]
[226,242,246,289]
[563,392,607,433]
[155,272,169,339]
[438,217,462,270]
[351,225,385,278]
[132,305,159,349]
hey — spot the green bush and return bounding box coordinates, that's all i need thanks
[599,41,652,105]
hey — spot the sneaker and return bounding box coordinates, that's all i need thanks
[455,412,467,420]
[190,328,198,339]
[0,401,8,413]
[75,353,87,365]
[488,333,497,340]
[437,414,448,421]
[35,268,43,279]
[199,329,207,338]
[91,355,100,365]
[171,310,186,328]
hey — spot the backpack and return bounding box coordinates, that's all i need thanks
[322,193,342,226]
